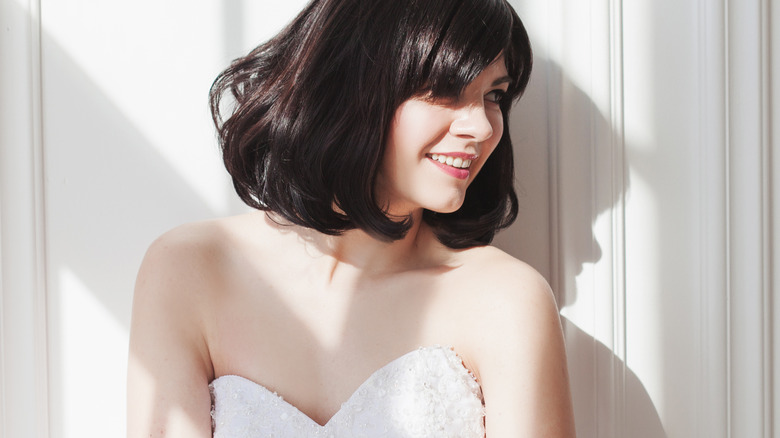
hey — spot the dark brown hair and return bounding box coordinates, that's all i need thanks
[210,0,532,248]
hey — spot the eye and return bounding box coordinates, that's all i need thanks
[485,89,507,105]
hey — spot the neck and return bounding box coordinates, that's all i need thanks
[301,210,436,281]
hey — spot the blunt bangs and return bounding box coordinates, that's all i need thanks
[210,0,532,248]
[392,0,531,106]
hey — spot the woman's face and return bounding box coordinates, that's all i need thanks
[377,57,510,216]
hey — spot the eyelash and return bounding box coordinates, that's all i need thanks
[485,90,507,104]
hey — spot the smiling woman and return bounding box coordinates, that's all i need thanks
[208,0,531,248]
[126,0,575,437]
[377,59,509,217]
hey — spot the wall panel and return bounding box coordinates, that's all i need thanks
[0,0,776,437]
[726,0,774,436]
[0,0,50,437]
[696,1,729,437]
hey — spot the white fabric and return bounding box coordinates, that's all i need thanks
[210,345,485,437]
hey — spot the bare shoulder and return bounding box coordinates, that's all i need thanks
[127,214,264,437]
[136,213,273,288]
[139,220,225,284]
[452,245,560,360]
[452,245,556,315]
[140,213,259,265]
[131,213,280,349]
[449,245,575,437]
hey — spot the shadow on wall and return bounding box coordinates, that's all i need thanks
[39,22,244,435]
[43,31,222,329]
[496,54,667,438]
[35,1,666,433]
[41,23,440,431]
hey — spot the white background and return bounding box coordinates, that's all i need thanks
[1,0,777,437]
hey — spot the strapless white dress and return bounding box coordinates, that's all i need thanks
[209,345,485,437]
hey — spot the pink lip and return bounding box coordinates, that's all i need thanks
[427,156,471,180]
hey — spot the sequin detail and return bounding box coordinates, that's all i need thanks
[209,345,485,437]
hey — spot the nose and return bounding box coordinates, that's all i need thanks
[449,104,495,142]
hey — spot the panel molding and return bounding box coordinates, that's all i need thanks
[544,0,774,436]
[594,1,628,435]
[772,0,780,430]
[548,0,628,435]
[697,0,728,436]
[760,0,773,434]
[725,0,774,436]
[0,0,50,437]
[607,1,627,436]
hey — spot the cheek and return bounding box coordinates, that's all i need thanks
[466,112,504,182]
[379,106,434,182]
[392,100,451,146]
[484,111,505,156]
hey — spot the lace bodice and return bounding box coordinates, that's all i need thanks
[209,345,485,437]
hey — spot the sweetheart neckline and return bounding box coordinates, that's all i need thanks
[210,345,478,428]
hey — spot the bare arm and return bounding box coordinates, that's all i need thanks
[473,262,575,437]
[127,231,215,438]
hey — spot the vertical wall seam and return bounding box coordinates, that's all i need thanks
[609,1,627,437]
[588,4,609,435]
[546,1,562,303]
[0,120,5,438]
[696,0,729,435]
[725,0,769,435]
[585,6,599,436]
[760,0,773,435]
[770,0,779,431]
[723,0,732,436]
[589,6,602,434]
[30,0,49,435]
[771,0,780,433]
[696,2,706,435]
[586,6,601,433]
[699,0,730,435]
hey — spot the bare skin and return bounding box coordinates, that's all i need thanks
[128,213,574,437]
[127,59,575,437]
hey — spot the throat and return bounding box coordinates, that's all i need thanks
[317,227,431,278]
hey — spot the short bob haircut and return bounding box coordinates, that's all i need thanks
[210,0,532,249]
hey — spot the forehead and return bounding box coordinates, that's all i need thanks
[472,56,510,85]
[488,55,509,75]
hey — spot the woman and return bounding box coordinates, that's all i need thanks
[127,0,575,436]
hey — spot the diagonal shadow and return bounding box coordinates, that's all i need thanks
[38,18,243,437]
[495,50,667,437]
[35,0,667,435]
[42,35,222,332]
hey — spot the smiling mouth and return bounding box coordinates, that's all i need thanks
[427,153,474,169]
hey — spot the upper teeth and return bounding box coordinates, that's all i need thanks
[430,154,472,169]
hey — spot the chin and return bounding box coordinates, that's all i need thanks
[425,197,465,214]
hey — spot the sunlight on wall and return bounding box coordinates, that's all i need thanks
[544,0,620,345]
[621,2,657,154]
[59,267,127,437]
[621,0,667,425]
[622,173,664,417]
[621,0,668,425]
[42,0,234,215]
[239,2,309,46]
[39,3,321,437]
[538,0,674,433]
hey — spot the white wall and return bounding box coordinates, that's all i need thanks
[2,1,307,436]
[493,1,776,437]
[1,0,776,437]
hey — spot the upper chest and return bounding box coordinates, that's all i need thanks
[202,263,486,419]
[207,262,477,361]
[209,244,482,341]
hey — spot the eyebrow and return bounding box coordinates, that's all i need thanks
[492,75,512,86]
